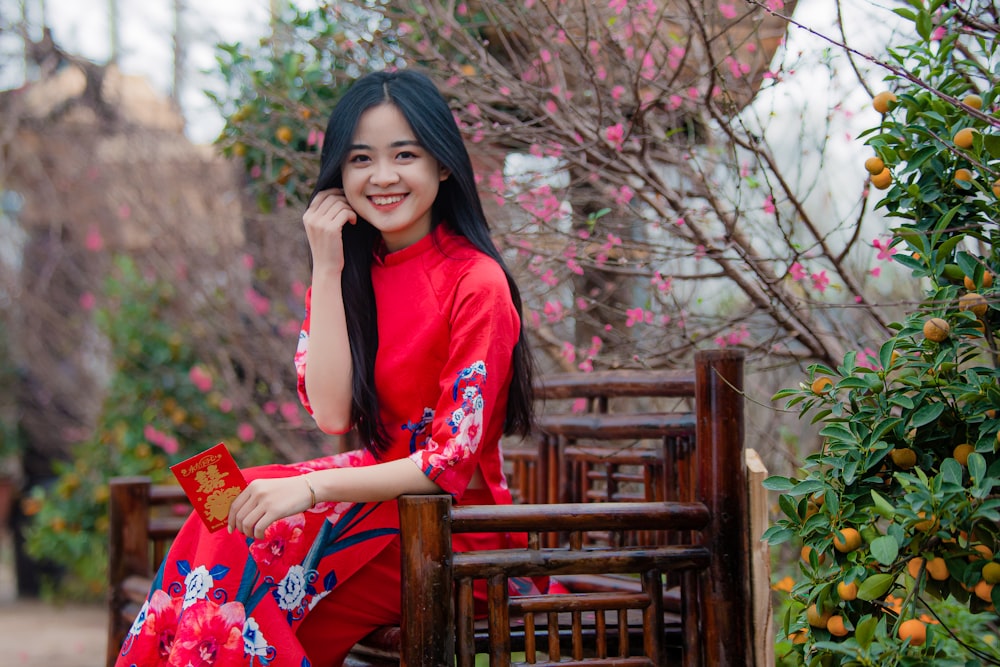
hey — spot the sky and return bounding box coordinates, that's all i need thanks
[2,0,317,143]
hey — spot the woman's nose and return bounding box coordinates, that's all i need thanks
[370,161,400,187]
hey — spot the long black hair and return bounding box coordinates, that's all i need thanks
[310,69,534,456]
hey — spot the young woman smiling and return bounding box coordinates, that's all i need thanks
[114,69,540,667]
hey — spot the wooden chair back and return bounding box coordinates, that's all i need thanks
[398,349,753,666]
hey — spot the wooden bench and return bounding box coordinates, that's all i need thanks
[107,349,770,666]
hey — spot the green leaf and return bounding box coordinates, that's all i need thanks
[871,489,896,519]
[788,480,826,497]
[762,476,795,492]
[857,573,895,601]
[870,535,899,565]
[761,526,795,545]
[819,424,855,441]
[854,615,878,649]
[985,133,1000,159]
[968,452,986,487]
[934,231,966,264]
[910,402,945,427]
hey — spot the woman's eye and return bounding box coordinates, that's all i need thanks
[349,154,370,164]
[397,151,417,160]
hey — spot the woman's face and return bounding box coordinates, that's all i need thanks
[341,103,450,252]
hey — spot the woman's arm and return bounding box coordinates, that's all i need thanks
[300,188,356,433]
[228,459,439,539]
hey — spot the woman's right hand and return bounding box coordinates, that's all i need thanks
[303,188,357,273]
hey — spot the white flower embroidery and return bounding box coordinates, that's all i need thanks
[183,565,213,609]
[274,565,308,611]
[243,617,271,658]
[127,599,149,636]
[453,407,484,454]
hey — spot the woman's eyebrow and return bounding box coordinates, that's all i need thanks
[347,139,421,151]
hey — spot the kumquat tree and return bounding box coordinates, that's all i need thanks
[764,1,1000,665]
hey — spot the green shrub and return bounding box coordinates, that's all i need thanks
[765,2,999,664]
[23,256,271,599]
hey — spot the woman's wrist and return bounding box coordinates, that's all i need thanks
[302,473,318,508]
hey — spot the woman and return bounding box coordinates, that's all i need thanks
[115,69,539,667]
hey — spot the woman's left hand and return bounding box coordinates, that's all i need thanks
[228,476,314,540]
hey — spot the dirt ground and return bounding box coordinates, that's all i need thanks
[0,531,107,667]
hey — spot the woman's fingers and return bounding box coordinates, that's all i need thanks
[227,477,313,539]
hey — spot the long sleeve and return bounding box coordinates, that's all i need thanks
[294,287,315,416]
[407,265,518,498]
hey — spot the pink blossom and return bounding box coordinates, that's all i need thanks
[605,123,625,150]
[857,347,881,370]
[280,401,303,428]
[543,300,565,322]
[189,365,213,393]
[718,3,738,19]
[611,85,626,101]
[561,342,576,363]
[811,271,830,293]
[264,401,277,415]
[763,195,776,214]
[85,225,104,251]
[872,237,896,261]
[218,398,232,413]
[931,26,946,41]
[160,437,179,455]
[571,398,588,414]
[578,359,594,372]
[117,204,131,220]
[727,326,750,345]
[237,423,255,442]
[640,53,657,80]
[242,253,255,269]
[675,217,685,226]
[615,185,634,206]
[244,288,270,315]
[625,307,646,327]
[789,262,807,281]
[545,100,558,114]
[870,266,882,277]
[566,259,583,275]
[766,0,784,9]
[79,292,96,310]
[608,0,627,14]
[540,49,552,63]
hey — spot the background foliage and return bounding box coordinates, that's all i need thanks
[766,1,999,663]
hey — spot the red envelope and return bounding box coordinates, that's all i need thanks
[170,442,247,532]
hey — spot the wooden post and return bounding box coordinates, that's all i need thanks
[746,448,774,667]
[107,476,152,667]
[399,494,454,667]
[694,349,750,666]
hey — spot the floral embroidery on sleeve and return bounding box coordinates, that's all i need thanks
[410,361,486,481]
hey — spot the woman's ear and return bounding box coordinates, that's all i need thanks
[439,165,451,182]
